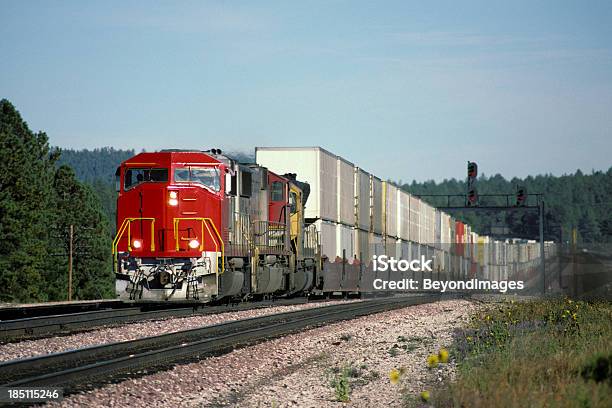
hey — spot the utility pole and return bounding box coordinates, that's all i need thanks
[68,224,73,301]
[572,227,578,297]
[558,225,563,291]
[539,200,545,295]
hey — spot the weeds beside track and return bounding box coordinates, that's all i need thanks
[429,298,612,408]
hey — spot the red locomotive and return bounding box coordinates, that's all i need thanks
[113,149,318,301]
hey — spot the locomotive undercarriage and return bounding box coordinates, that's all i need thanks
[251,254,317,296]
[115,251,239,301]
[115,251,317,302]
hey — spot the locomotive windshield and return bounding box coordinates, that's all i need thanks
[174,166,221,192]
[124,168,168,190]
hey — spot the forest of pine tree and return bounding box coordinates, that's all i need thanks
[1,98,610,302]
[0,100,113,302]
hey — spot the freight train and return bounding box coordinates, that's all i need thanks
[113,147,553,301]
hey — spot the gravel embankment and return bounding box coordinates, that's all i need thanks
[0,300,358,362]
[55,299,480,407]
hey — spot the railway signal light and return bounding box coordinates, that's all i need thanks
[467,161,478,179]
[466,161,478,206]
[467,188,478,206]
[516,186,527,206]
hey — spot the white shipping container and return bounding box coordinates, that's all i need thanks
[371,176,383,234]
[371,233,385,257]
[478,235,487,266]
[314,219,337,261]
[319,149,338,222]
[441,213,451,252]
[399,190,410,241]
[255,147,337,221]
[337,157,355,226]
[434,210,441,249]
[422,201,434,244]
[399,239,410,260]
[425,203,435,244]
[336,224,356,260]
[419,200,427,245]
[429,205,436,244]
[386,238,401,258]
[384,182,398,238]
[356,229,370,263]
[409,196,421,243]
[355,168,370,230]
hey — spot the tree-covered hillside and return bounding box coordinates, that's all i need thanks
[57,148,135,185]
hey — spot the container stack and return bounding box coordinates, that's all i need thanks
[256,147,418,265]
[256,147,545,283]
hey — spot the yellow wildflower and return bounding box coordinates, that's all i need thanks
[427,354,439,368]
[420,391,430,402]
[389,369,401,385]
[439,348,449,363]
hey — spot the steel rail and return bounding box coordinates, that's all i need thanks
[0,294,444,392]
[0,300,126,321]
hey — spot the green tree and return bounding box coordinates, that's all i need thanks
[47,166,114,300]
[0,99,58,302]
[0,100,116,302]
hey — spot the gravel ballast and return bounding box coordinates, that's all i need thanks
[53,299,480,407]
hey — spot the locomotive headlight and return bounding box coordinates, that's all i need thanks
[188,239,200,249]
[132,239,142,249]
[168,191,178,206]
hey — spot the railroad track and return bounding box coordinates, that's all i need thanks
[0,294,445,394]
[0,298,333,343]
[0,300,126,321]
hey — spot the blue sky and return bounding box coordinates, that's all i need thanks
[1,1,611,182]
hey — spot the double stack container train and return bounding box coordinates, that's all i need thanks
[113,147,552,302]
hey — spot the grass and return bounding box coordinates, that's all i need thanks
[390,335,429,357]
[328,362,382,402]
[432,298,612,408]
[328,363,361,402]
[331,366,351,402]
[388,346,400,357]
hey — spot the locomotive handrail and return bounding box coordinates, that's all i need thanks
[173,217,225,274]
[112,217,156,272]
